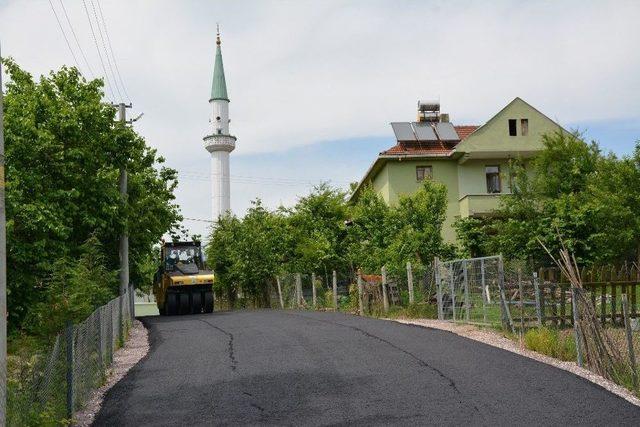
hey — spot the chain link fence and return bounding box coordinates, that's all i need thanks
[7,285,134,426]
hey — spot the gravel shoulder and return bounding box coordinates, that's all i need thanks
[74,319,150,427]
[392,318,640,407]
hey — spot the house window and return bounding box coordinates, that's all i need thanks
[485,166,501,193]
[416,166,433,181]
[521,119,528,136]
[508,119,517,136]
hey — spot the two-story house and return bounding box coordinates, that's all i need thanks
[349,97,565,242]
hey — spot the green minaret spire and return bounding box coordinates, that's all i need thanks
[210,26,229,102]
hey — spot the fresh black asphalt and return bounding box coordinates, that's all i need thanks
[94,310,640,426]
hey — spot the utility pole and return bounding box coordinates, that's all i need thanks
[116,102,131,297]
[0,43,7,425]
[113,103,142,327]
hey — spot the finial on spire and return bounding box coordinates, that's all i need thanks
[216,23,221,46]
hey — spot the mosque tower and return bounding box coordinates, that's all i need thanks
[203,26,235,221]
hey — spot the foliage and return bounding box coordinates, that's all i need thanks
[455,131,640,265]
[2,59,181,333]
[207,181,452,307]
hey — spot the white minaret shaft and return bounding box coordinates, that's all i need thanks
[204,28,236,222]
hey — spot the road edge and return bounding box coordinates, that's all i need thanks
[74,319,151,426]
[391,318,640,408]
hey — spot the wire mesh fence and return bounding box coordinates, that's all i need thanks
[7,285,134,426]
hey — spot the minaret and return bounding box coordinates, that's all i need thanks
[204,26,236,221]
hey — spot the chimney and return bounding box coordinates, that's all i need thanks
[440,113,449,123]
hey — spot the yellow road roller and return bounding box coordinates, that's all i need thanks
[153,241,214,315]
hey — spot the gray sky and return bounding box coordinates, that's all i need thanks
[2,0,640,239]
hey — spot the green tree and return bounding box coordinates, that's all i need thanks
[3,59,180,332]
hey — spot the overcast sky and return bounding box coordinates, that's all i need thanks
[2,0,640,239]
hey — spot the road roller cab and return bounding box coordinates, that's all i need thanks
[153,241,215,315]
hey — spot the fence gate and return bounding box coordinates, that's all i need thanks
[435,255,511,327]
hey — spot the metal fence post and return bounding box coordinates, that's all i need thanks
[97,307,104,371]
[381,266,389,314]
[311,272,317,308]
[480,258,488,324]
[332,270,338,310]
[518,268,525,336]
[435,257,443,320]
[407,262,414,305]
[497,256,515,334]
[118,292,124,345]
[622,294,638,390]
[65,320,74,419]
[449,263,456,322]
[130,283,135,322]
[463,260,470,322]
[357,271,364,316]
[276,276,284,309]
[571,287,584,367]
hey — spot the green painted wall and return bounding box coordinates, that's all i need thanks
[457,159,512,197]
[385,159,460,242]
[456,97,564,155]
[372,165,390,202]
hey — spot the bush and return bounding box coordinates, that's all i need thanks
[524,327,577,361]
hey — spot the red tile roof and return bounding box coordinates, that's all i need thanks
[455,125,479,140]
[380,124,479,156]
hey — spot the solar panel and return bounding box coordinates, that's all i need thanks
[413,123,438,141]
[391,122,416,142]
[435,122,460,141]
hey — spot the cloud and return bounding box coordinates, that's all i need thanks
[2,0,640,238]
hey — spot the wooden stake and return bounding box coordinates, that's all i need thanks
[276,276,284,309]
[622,294,638,391]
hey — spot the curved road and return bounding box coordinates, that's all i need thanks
[94,310,640,426]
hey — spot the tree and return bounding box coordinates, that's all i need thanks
[455,131,639,266]
[2,59,181,332]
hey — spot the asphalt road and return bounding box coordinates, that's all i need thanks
[94,310,640,426]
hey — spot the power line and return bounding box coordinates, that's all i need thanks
[183,217,214,223]
[176,170,351,186]
[89,0,122,101]
[81,0,115,101]
[48,0,81,71]
[95,0,131,103]
[58,0,95,79]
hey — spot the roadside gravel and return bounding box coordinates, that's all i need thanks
[393,318,640,407]
[74,320,150,427]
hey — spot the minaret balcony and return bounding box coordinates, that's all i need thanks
[204,134,236,153]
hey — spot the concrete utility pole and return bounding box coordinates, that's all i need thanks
[116,102,130,297]
[0,43,7,426]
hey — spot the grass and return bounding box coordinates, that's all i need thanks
[523,327,577,361]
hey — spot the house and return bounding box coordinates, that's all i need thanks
[349,97,565,242]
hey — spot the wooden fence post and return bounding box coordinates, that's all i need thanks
[518,268,524,336]
[498,255,515,334]
[295,273,302,307]
[622,294,638,391]
[406,262,414,305]
[381,266,389,314]
[332,270,338,310]
[571,287,584,367]
[533,272,542,326]
[357,271,364,316]
[311,272,317,308]
[276,276,284,309]
[65,320,74,419]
